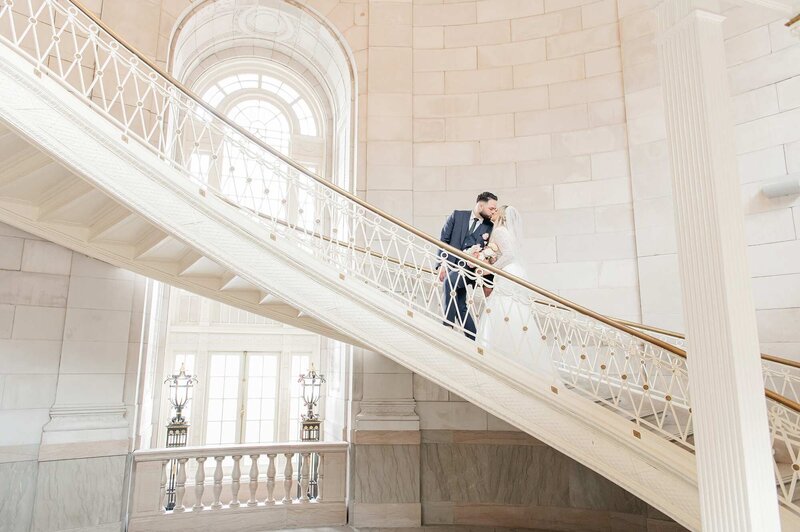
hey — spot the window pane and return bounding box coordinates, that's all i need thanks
[205,353,241,445]
[209,377,224,399]
[206,422,221,444]
[243,354,279,443]
[221,421,236,443]
[207,399,222,420]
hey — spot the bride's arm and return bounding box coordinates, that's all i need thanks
[491,227,515,270]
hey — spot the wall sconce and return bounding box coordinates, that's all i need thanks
[761,176,800,198]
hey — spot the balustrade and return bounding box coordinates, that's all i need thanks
[129,442,347,530]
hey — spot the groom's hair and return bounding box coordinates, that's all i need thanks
[477,191,497,203]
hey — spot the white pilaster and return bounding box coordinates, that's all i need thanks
[655,1,781,530]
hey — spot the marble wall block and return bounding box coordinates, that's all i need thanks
[0,460,37,532]
[354,444,420,504]
[421,438,570,507]
[417,431,684,530]
[30,455,126,532]
[568,461,647,515]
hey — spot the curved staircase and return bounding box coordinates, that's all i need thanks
[0,1,798,530]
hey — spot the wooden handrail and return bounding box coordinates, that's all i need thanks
[616,318,800,371]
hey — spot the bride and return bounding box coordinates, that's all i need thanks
[477,206,556,379]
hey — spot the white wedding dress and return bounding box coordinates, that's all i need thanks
[477,212,555,379]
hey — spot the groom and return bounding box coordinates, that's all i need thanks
[437,191,498,339]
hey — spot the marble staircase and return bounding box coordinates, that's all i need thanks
[0,2,799,530]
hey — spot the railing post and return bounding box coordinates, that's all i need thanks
[159,460,168,513]
[266,453,276,504]
[282,453,294,503]
[173,458,188,513]
[300,452,310,503]
[193,457,206,510]
[230,455,241,507]
[212,456,224,509]
[247,454,259,507]
[317,453,324,502]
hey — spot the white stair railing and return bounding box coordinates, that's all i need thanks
[0,0,798,516]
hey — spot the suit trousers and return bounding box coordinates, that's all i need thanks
[442,265,478,340]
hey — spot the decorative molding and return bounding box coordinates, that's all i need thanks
[351,502,421,528]
[44,404,128,432]
[356,400,419,420]
[353,430,421,445]
[38,439,129,462]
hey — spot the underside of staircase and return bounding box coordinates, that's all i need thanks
[1,25,799,531]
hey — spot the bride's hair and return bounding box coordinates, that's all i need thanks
[495,205,510,227]
[495,205,524,248]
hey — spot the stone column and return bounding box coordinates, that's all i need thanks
[655,1,780,529]
[350,348,421,528]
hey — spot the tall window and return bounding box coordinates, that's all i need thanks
[198,350,315,445]
[159,291,322,447]
[205,353,241,445]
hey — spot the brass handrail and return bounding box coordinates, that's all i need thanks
[762,354,800,371]
[67,1,800,415]
[766,389,800,413]
[786,13,800,28]
[68,0,684,359]
[615,318,800,371]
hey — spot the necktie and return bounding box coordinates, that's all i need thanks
[468,217,478,235]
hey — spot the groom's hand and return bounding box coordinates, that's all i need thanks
[438,265,447,282]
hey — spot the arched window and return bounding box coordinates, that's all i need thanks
[199,68,324,163]
[192,65,326,226]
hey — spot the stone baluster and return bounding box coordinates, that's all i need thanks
[266,453,277,504]
[299,452,311,503]
[316,453,324,502]
[211,456,224,509]
[247,454,259,507]
[282,453,294,503]
[230,455,242,507]
[193,457,206,510]
[173,458,188,513]
[159,460,168,513]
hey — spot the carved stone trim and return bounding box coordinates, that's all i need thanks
[44,403,128,431]
[356,400,418,420]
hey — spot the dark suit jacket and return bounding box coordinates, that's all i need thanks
[438,210,494,267]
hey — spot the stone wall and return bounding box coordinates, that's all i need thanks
[349,357,685,530]
[0,222,149,531]
[420,430,684,531]
[727,4,800,360]
[362,0,641,321]
[618,0,800,362]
